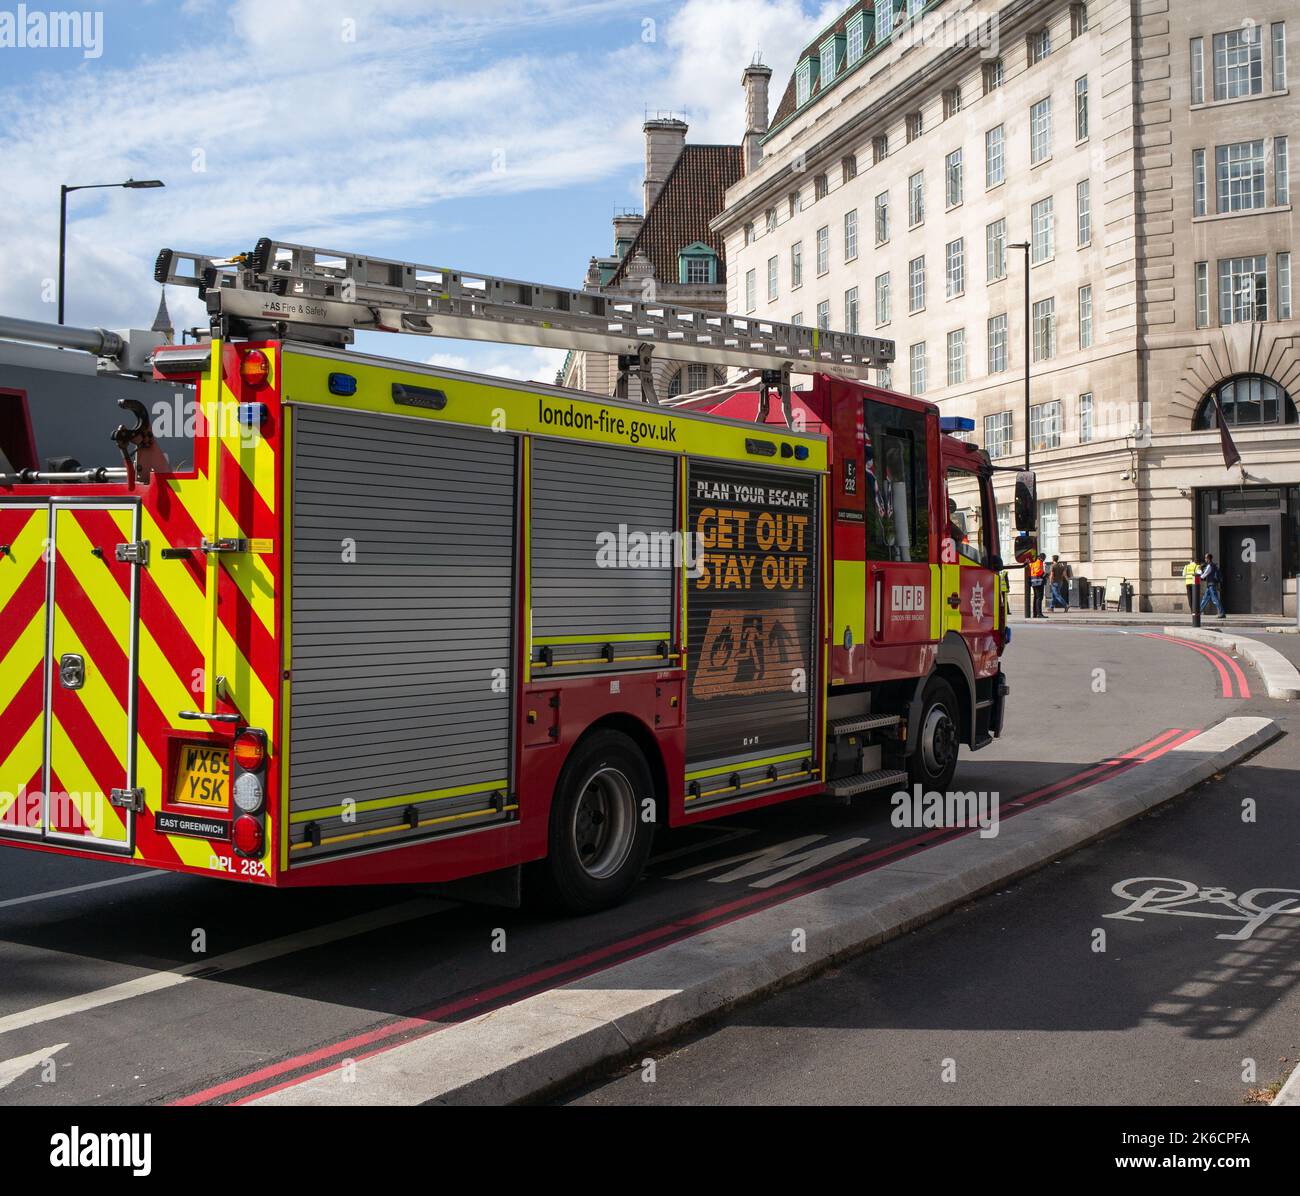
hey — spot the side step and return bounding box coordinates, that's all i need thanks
[826,769,909,799]
[829,714,902,736]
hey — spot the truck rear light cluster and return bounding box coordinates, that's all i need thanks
[239,350,270,388]
[231,727,268,856]
[232,816,263,855]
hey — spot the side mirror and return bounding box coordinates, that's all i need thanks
[1014,470,1038,532]
[1013,533,1038,565]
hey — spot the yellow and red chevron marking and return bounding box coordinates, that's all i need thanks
[0,343,283,880]
[46,507,133,844]
[0,505,47,831]
[132,343,280,874]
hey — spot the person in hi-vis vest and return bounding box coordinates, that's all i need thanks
[1028,553,1047,619]
[1182,558,1199,612]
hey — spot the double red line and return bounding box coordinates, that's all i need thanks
[1142,633,1251,699]
[174,725,1199,1106]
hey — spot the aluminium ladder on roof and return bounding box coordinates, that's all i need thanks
[155,237,894,381]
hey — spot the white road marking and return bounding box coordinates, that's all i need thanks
[0,1043,66,1090]
[0,898,448,1038]
[667,833,870,888]
[0,870,163,910]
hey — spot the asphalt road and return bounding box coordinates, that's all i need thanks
[0,624,1275,1105]
[561,629,1300,1107]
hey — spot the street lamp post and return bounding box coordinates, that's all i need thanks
[1009,240,1032,618]
[58,178,165,324]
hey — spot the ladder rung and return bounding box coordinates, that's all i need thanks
[830,714,901,736]
[826,769,909,798]
[157,237,894,377]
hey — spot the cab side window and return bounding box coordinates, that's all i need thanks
[864,401,930,563]
[944,464,991,566]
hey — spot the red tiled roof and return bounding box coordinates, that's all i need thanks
[609,143,743,287]
[771,1,874,128]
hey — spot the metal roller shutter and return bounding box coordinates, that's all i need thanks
[530,440,676,669]
[289,406,517,856]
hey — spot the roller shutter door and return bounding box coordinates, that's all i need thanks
[289,406,516,859]
[530,440,676,673]
[685,462,819,771]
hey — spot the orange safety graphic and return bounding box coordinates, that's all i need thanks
[691,606,804,699]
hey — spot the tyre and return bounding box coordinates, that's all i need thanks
[907,677,961,793]
[534,730,657,914]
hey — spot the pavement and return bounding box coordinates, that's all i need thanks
[0,623,1292,1107]
[1009,608,1296,631]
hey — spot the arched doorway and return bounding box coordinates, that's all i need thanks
[1193,376,1299,615]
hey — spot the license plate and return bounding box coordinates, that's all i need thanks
[173,745,231,808]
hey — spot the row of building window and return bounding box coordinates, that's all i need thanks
[1192,137,1289,216]
[982,394,1095,460]
[1189,24,1287,105]
[749,80,1090,251]
[760,8,1098,245]
[770,240,1291,339]
[750,165,1093,311]
[1194,253,1293,327]
[902,286,1093,397]
[793,2,1077,113]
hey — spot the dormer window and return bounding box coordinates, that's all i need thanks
[678,242,718,286]
[820,35,844,86]
[796,58,815,106]
[847,12,864,64]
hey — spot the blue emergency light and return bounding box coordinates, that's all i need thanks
[939,416,975,434]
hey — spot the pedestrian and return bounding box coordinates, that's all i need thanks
[1048,554,1072,612]
[1199,552,1226,619]
[1181,557,1199,612]
[1028,552,1046,618]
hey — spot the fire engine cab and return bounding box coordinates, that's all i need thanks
[0,238,1029,911]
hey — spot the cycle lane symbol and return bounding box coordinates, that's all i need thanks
[1104,877,1300,942]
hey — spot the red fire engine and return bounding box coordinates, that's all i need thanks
[0,239,1029,911]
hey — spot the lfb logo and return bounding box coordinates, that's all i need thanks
[891,584,926,612]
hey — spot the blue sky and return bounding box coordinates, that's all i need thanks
[0,0,842,379]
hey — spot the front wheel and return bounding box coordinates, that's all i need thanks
[907,677,961,793]
[534,730,657,914]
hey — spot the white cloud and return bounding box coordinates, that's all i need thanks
[660,0,841,143]
[0,0,817,378]
[422,344,570,384]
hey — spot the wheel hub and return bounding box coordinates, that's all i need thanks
[921,705,956,775]
[571,767,636,880]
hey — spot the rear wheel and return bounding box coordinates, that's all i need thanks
[535,730,656,914]
[907,677,961,792]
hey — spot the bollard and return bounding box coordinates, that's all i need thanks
[1193,576,1201,628]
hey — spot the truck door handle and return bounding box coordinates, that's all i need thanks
[947,594,961,609]
[59,654,84,689]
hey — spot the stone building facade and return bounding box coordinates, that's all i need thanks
[712,0,1299,613]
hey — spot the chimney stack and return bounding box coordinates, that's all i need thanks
[643,116,688,213]
[612,212,644,257]
[742,63,772,174]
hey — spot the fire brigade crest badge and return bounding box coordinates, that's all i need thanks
[970,582,985,622]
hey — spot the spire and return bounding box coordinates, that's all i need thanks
[151,288,174,344]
